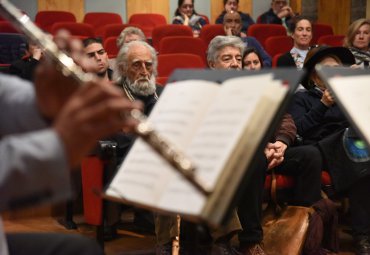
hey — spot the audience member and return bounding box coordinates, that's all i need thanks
[116,26,146,49]
[288,45,370,255]
[258,0,295,28]
[242,47,263,70]
[215,0,255,34]
[343,18,370,68]
[82,37,112,82]
[223,11,272,67]
[9,40,42,81]
[172,0,207,37]
[277,16,312,68]
[0,34,141,255]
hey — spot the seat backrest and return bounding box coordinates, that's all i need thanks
[264,35,293,58]
[0,21,19,33]
[272,53,283,68]
[83,12,123,38]
[152,24,193,51]
[311,23,334,45]
[199,14,210,25]
[102,23,133,40]
[159,36,207,65]
[103,36,119,59]
[0,33,27,64]
[128,13,167,38]
[317,34,345,47]
[51,22,95,39]
[157,53,206,77]
[199,24,225,47]
[35,10,76,33]
[248,24,287,48]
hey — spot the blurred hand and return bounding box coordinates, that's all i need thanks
[277,6,294,19]
[32,47,43,60]
[264,141,287,170]
[320,89,335,107]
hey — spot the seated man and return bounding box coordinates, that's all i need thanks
[258,0,295,28]
[215,0,255,34]
[116,26,146,49]
[82,37,112,82]
[223,11,272,67]
[9,40,42,81]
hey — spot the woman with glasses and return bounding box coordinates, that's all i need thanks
[215,0,255,34]
[277,16,313,69]
[172,0,207,37]
[344,18,370,69]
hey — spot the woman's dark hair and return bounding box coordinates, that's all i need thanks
[287,15,312,34]
[223,0,239,5]
[174,0,197,16]
[242,47,264,68]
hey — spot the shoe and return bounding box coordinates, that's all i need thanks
[343,128,370,162]
[239,243,267,255]
[354,235,370,255]
[212,241,242,255]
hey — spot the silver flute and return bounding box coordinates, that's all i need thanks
[0,0,210,195]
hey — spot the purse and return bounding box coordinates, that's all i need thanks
[262,170,314,255]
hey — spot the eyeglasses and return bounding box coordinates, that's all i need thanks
[273,0,287,5]
[181,4,193,9]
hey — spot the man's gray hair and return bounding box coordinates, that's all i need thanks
[114,40,158,82]
[206,35,245,64]
[116,26,146,48]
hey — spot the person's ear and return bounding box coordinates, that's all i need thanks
[208,61,215,69]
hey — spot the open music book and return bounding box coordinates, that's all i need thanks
[105,70,300,226]
[317,66,370,146]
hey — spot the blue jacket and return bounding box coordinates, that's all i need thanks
[242,36,272,67]
[215,11,255,33]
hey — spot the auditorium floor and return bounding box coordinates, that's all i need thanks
[4,214,356,255]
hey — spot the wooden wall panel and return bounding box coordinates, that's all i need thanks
[290,0,302,15]
[318,0,351,35]
[367,0,370,19]
[126,0,170,23]
[38,0,84,21]
[211,0,252,24]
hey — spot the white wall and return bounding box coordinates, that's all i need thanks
[85,0,126,21]
[10,0,38,20]
[252,0,271,20]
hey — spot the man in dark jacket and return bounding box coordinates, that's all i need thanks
[258,0,295,28]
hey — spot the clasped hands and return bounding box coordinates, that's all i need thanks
[264,141,288,170]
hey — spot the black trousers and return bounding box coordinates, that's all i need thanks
[6,233,104,255]
[238,145,323,246]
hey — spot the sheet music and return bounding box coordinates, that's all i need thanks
[106,80,218,210]
[329,75,370,145]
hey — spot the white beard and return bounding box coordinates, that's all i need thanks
[125,75,156,96]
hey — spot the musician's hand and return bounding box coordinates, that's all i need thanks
[53,81,142,168]
[320,89,335,107]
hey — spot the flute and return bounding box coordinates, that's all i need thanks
[0,0,210,196]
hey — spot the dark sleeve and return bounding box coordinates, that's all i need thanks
[276,52,295,67]
[274,113,296,146]
[215,12,225,24]
[172,16,183,25]
[199,17,207,27]
[9,58,39,81]
[288,91,329,137]
[246,37,272,67]
[240,12,255,33]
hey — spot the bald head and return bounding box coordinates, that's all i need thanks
[223,11,242,36]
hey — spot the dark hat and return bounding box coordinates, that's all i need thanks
[301,46,355,89]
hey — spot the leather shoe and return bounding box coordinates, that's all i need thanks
[354,235,370,255]
[239,243,267,255]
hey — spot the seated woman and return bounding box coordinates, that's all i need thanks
[343,18,370,69]
[223,11,272,67]
[277,16,312,69]
[288,45,370,255]
[242,47,264,70]
[172,0,207,37]
[215,0,254,34]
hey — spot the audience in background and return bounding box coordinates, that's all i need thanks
[277,16,312,69]
[343,18,370,68]
[116,26,146,49]
[215,0,255,34]
[258,0,295,28]
[82,37,112,82]
[242,47,263,70]
[172,0,207,37]
[9,40,42,81]
[223,11,272,67]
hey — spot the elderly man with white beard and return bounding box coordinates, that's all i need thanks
[115,40,163,115]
